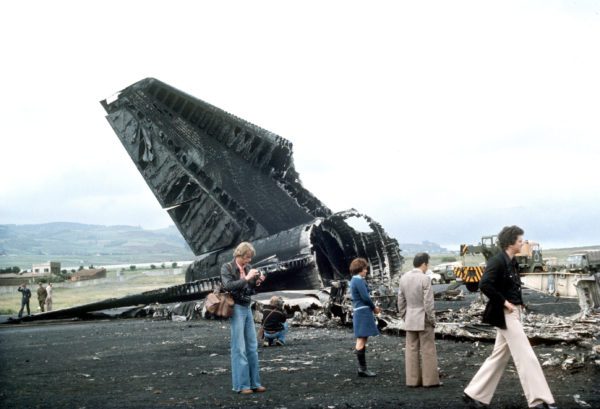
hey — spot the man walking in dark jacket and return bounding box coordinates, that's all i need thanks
[18,283,32,318]
[463,225,558,409]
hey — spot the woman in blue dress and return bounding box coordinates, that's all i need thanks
[349,257,381,377]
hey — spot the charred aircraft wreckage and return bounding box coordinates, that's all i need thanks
[102,78,404,291]
[8,78,404,324]
[9,79,600,349]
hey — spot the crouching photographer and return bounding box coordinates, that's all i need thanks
[261,296,288,346]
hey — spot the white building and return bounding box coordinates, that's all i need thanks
[31,261,61,276]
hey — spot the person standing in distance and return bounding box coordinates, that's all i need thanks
[463,225,558,409]
[45,282,54,311]
[37,283,47,312]
[221,242,266,395]
[397,252,441,387]
[349,257,381,377]
[17,283,32,318]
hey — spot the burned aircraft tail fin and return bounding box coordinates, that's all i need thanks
[101,78,331,255]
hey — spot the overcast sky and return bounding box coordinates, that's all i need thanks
[1,1,599,250]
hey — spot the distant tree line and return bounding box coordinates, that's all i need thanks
[0,266,21,274]
[2,261,181,279]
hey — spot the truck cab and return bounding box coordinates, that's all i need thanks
[455,235,546,292]
[567,250,600,274]
[516,241,545,273]
[567,254,585,272]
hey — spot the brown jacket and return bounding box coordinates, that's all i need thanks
[397,269,435,331]
[37,286,47,302]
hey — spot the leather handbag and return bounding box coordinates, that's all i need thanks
[205,287,234,318]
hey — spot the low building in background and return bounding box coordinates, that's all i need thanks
[70,268,107,282]
[0,262,61,286]
[32,262,61,276]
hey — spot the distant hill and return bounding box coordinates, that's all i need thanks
[0,223,455,269]
[0,223,195,268]
[3,223,592,270]
[399,241,448,255]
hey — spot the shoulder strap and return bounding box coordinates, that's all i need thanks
[228,261,245,277]
[263,308,277,322]
[218,262,235,293]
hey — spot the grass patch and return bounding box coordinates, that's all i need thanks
[0,271,185,315]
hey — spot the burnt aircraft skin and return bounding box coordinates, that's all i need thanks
[189,209,404,292]
[101,78,403,292]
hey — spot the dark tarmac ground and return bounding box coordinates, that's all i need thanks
[0,287,598,409]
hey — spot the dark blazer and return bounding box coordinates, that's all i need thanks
[220,260,258,307]
[480,252,520,329]
[18,287,31,300]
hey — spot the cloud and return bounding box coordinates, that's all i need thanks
[0,165,172,229]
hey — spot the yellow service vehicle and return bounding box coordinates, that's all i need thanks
[454,235,499,292]
[454,235,545,292]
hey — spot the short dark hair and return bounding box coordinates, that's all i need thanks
[497,225,524,250]
[349,258,369,275]
[413,252,430,268]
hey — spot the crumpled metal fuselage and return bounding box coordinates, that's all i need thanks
[101,78,403,293]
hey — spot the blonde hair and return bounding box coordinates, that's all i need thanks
[270,296,284,307]
[233,241,256,258]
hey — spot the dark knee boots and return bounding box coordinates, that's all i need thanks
[355,347,376,377]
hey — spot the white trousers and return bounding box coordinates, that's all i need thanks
[464,307,554,407]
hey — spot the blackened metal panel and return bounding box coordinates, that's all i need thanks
[314,210,403,287]
[185,223,323,291]
[185,211,404,292]
[101,78,331,254]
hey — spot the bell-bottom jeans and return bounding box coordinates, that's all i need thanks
[264,322,289,343]
[230,303,261,391]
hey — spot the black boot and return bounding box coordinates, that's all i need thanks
[355,347,376,377]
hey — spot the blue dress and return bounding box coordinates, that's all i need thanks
[349,275,379,338]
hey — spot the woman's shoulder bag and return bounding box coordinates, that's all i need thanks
[205,285,235,318]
